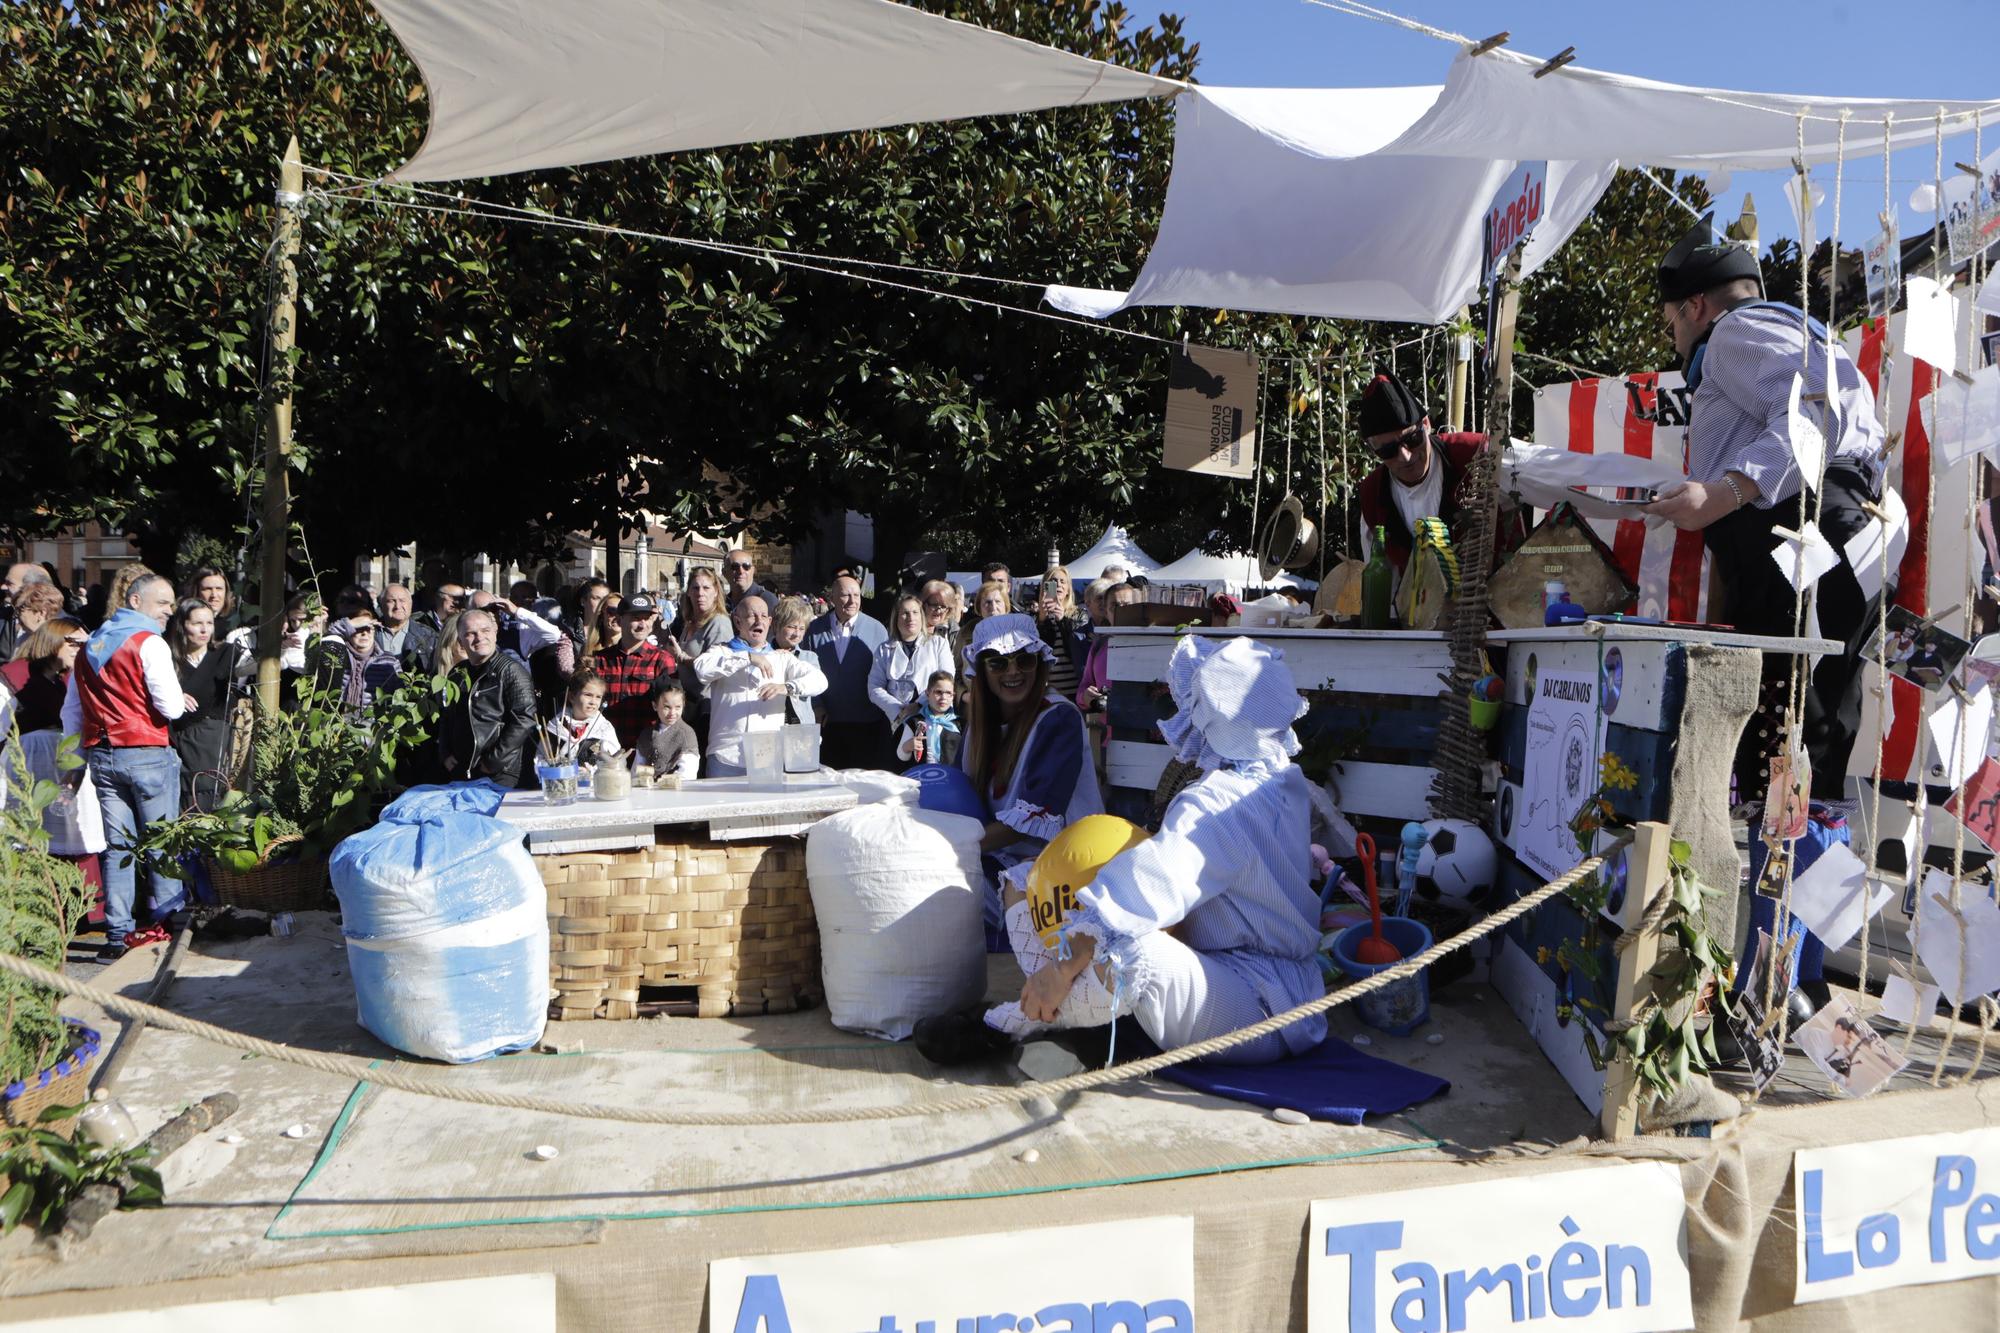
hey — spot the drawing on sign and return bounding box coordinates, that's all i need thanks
[1516,670,1599,879]
[1162,344,1259,479]
[1946,757,2000,855]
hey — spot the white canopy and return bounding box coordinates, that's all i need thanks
[1149,546,1317,594]
[1060,524,1160,580]
[1046,85,1617,325]
[1382,49,2000,171]
[372,0,1180,182]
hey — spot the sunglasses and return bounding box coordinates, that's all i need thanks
[1368,425,1422,460]
[724,562,753,572]
[979,650,1041,673]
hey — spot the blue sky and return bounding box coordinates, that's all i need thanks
[1158,0,1996,247]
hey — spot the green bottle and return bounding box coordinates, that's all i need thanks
[1361,525,1394,630]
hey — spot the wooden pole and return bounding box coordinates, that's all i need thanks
[1447,306,1471,432]
[1601,822,1673,1140]
[255,138,304,715]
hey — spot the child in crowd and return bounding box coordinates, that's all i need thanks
[894,670,961,769]
[637,679,701,781]
[547,669,620,765]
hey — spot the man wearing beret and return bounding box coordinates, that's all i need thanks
[1355,368,1517,572]
[1640,213,1887,804]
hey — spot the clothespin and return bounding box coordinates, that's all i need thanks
[1467,31,1510,57]
[1532,46,1575,79]
[1956,162,1984,179]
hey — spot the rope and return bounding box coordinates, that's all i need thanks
[1316,353,1330,583]
[1859,111,1896,1004]
[1635,166,1707,222]
[3,844,1624,1127]
[1297,0,1470,46]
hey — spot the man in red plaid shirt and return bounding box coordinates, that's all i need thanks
[593,592,676,749]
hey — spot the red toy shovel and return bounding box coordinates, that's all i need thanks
[1352,832,1402,965]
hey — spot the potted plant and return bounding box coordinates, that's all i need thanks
[1,733,100,1138]
[140,671,451,913]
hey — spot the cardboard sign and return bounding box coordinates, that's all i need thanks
[1796,1127,2000,1304]
[1162,344,1259,478]
[1482,160,1547,284]
[1308,1164,1693,1332]
[708,1216,1196,1332]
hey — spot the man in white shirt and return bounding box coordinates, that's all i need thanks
[61,573,192,961]
[696,597,828,777]
[469,589,566,662]
[804,574,889,769]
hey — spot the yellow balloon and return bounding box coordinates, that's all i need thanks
[1026,815,1150,949]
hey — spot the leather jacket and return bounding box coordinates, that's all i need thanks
[439,652,537,785]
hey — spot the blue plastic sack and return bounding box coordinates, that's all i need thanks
[330,781,547,1063]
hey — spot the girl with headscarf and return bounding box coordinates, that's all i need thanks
[922,635,1324,1066]
[308,613,396,718]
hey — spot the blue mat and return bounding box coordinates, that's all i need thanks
[1127,1023,1449,1126]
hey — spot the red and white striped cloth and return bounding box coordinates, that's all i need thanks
[1529,371,1711,622]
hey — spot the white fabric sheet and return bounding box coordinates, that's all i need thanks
[1046,85,1617,325]
[1379,49,2000,171]
[1060,524,1161,580]
[1148,546,1316,594]
[373,0,1179,182]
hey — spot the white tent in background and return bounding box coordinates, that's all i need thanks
[1149,547,1317,595]
[1060,525,1160,581]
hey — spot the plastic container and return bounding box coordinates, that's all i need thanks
[535,760,579,805]
[1467,696,1501,730]
[1330,916,1433,1036]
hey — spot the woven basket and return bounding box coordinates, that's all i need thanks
[206,834,328,914]
[3,1022,102,1140]
[538,836,818,1020]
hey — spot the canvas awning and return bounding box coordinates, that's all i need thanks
[370,0,1181,182]
[1149,546,1317,594]
[1045,85,1618,325]
[1061,524,1161,580]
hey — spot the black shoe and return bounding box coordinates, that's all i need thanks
[96,940,128,964]
[913,1009,1015,1066]
[1787,988,1820,1029]
[1799,979,1834,1012]
[161,908,194,936]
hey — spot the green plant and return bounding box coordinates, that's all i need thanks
[0,1105,163,1236]
[1,733,95,1090]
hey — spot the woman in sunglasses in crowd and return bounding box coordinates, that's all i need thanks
[2,612,89,736]
[959,613,1102,939]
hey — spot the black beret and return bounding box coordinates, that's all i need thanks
[1658,213,1763,302]
[1356,368,1426,440]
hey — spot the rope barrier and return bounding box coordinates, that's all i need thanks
[3,841,1625,1128]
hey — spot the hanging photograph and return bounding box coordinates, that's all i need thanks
[1161,343,1260,478]
[1870,604,1971,689]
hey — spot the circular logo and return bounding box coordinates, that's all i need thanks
[1602,647,1624,717]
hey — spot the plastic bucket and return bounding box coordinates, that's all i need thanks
[1467,696,1501,731]
[1331,916,1433,1036]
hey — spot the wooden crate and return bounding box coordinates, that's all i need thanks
[536,836,819,1020]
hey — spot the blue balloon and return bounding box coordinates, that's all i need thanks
[910,764,986,820]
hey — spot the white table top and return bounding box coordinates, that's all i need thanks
[496,778,858,836]
[1488,622,1839,654]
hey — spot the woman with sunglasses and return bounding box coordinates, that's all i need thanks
[959,613,1102,938]
[3,614,89,735]
[1351,367,1522,574]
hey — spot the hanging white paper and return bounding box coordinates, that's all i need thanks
[1915,868,2000,1007]
[1921,363,2000,468]
[1842,485,1909,602]
[1878,973,1941,1026]
[1783,173,1826,234]
[1783,370,1829,488]
[1771,520,1840,592]
[1902,276,1960,376]
[1978,270,2000,319]
[1787,842,1891,953]
[1924,685,1994,788]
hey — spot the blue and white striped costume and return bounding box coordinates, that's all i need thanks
[985,636,1326,1064]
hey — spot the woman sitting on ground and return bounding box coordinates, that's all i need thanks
[921,635,1324,1067]
[957,613,1102,935]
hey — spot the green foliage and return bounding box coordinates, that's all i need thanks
[0,734,95,1089]
[0,0,1377,577]
[0,1105,163,1237]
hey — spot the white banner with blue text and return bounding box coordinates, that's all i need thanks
[1795,1126,2000,1304]
[1307,1163,1693,1333]
[708,1215,1196,1333]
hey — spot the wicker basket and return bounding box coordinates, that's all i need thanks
[206,834,328,914]
[538,836,818,1020]
[3,1022,102,1140]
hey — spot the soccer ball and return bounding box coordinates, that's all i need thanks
[1411,818,1498,907]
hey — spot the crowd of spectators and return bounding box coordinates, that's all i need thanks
[3,546,1147,957]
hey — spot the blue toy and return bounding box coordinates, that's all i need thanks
[909,763,986,821]
[1395,821,1428,917]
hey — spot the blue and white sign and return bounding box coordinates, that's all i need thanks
[1482,160,1548,285]
[1307,1164,1693,1332]
[1796,1127,2000,1304]
[708,1216,1196,1332]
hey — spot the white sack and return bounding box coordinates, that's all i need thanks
[806,802,988,1041]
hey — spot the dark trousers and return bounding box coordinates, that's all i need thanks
[1705,459,1885,801]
